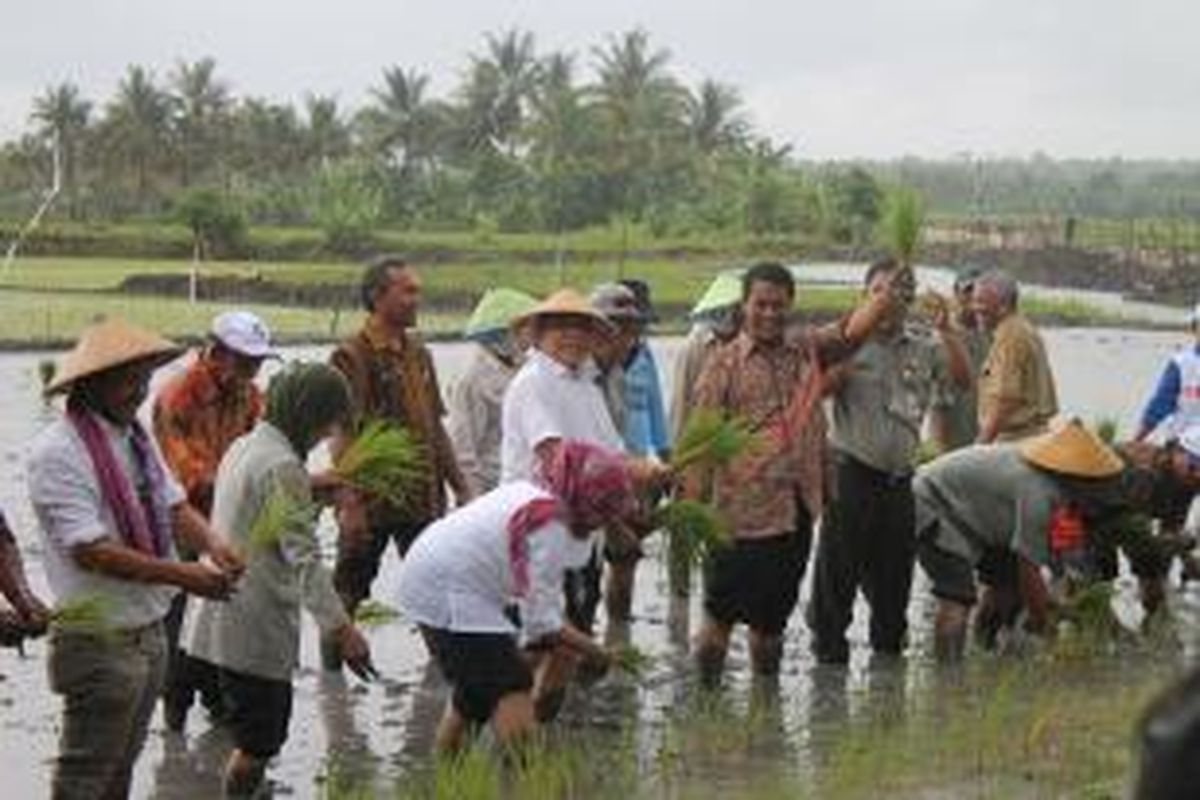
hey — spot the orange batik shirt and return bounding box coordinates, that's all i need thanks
[153,354,264,513]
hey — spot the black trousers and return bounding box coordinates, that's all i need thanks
[808,451,916,663]
[564,551,603,635]
[162,592,224,722]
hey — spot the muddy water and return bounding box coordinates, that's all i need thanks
[0,328,1193,797]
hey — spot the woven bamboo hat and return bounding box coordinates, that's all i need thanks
[45,316,183,396]
[511,288,614,334]
[1018,418,1125,478]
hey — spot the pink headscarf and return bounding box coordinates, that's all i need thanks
[507,439,637,598]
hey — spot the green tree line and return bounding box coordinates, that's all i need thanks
[3,27,1199,256]
[1,29,874,250]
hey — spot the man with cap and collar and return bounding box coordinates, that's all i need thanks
[590,282,664,623]
[28,317,244,800]
[152,309,274,731]
[154,310,274,516]
[617,279,671,462]
[930,267,991,452]
[915,420,1200,660]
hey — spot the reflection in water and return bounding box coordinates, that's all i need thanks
[150,727,231,799]
[0,328,1196,796]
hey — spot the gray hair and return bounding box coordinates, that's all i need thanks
[974,270,1019,309]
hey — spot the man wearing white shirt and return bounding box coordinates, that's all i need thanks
[28,317,243,800]
[500,290,628,636]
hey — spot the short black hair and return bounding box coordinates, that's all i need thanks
[741,261,794,301]
[360,254,409,312]
[864,257,900,287]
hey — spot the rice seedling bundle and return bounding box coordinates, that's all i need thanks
[51,593,117,639]
[880,186,926,268]
[671,409,757,473]
[334,420,427,510]
[354,599,401,628]
[249,482,317,553]
[613,643,651,676]
[655,498,731,569]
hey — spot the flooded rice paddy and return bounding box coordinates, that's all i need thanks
[0,329,1196,798]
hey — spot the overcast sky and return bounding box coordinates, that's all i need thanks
[2,0,1196,160]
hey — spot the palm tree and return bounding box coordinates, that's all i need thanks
[479,29,540,156]
[685,80,747,156]
[101,65,172,210]
[591,29,687,268]
[358,67,438,175]
[228,97,305,183]
[303,94,350,167]
[30,83,92,217]
[169,57,230,187]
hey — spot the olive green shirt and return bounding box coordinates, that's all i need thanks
[932,326,991,450]
[830,327,950,476]
[914,444,1063,567]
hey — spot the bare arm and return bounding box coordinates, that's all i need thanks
[1017,556,1052,634]
[171,504,245,577]
[71,538,233,599]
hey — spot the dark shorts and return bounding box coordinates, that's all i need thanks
[703,526,812,635]
[420,627,534,725]
[219,668,293,759]
[917,539,979,606]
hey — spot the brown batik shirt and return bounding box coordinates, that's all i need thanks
[690,322,855,540]
[330,318,462,526]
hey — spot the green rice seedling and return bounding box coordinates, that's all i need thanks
[249,481,317,553]
[1092,416,1119,444]
[334,420,427,510]
[36,358,56,391]
[879,186,926,268]
[51,593,117,639]
[612,643,652,677]
[656,498,731,569]
[672,409,757,473]
[353,599,401,628]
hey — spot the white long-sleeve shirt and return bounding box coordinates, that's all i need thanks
[393,481,594,641]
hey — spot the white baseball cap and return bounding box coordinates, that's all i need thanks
[211,310,276,359]
[1189,304,1200,326]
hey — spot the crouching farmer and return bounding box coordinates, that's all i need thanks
[189,363,373,797]
[914,420,1125,660]
[394,440,639,754]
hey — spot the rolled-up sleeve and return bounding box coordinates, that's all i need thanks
[28,436,110,549]
[520,522,571,641]
[273,465,350,634]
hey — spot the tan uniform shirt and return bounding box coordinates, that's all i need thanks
[978,313,1058,442]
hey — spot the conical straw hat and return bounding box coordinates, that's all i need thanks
[690,271,743,319]
[1018,418,1124,478]
[464,288,539,339]
[46,316,183,396]
[511,288,613,332]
